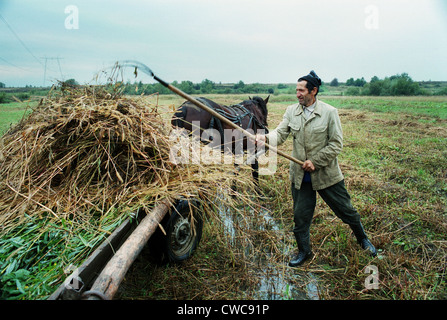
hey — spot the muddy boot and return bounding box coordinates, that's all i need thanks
[289,232,313,267]
[350,222,377,257]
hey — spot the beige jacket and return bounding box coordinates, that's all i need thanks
[267,99,344,190]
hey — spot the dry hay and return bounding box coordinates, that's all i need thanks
[0,85,255,244]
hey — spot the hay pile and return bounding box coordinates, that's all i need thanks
[0,86,254,298]
[1,86,253,232]
[1,88,163,229]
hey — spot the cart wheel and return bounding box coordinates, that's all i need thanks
[148,199,203,263]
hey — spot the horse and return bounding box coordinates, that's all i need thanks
[171,96,269,183]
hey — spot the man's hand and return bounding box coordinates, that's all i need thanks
[302,160,315,172]
[255,134,266,147]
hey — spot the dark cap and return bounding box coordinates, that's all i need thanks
[298,70,322,88]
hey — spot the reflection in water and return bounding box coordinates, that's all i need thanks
[215,193,320,300]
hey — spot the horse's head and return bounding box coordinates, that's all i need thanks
[244,95,269,128]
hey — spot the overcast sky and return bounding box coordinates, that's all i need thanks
[1,0,446,87]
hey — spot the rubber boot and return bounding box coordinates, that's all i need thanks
[289,232,313,267]
[350,222,377,257]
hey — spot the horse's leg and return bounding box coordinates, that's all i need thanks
[251,159,261,195]
[251,160,259,183]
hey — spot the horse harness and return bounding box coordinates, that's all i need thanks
[197,98,268,145]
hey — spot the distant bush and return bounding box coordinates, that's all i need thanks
[345,87,362,96]
[17,92,30,100]
[346,77,367,87]
[0,93,9,103]
[361,73,422,96]
[330,78,339,87]
[434,86,447,96]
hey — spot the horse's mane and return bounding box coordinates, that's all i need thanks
[250,96,268,118]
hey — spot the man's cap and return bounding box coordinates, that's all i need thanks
[298,70,322,88]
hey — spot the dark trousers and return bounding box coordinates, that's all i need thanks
[291,180,361,235]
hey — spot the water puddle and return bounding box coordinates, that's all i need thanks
[216,194,321,300]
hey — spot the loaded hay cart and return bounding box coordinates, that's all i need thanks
[0,84,253,300]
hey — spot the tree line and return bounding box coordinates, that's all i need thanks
[330,73,447,96]
[1,73,446,103]
[119,73,446,97]
[120,79,285,96]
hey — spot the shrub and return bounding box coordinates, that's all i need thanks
[362,73,422,96]
[0,92,8,103]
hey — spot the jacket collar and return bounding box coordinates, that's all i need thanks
[295,98,321,116]
[313,98,322,116]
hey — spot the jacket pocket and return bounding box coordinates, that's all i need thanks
[307,125,327,151]
[312,125,327,133]
[288,123,301,139]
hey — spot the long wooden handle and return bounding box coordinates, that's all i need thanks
[166,83,304,166]
[117,61,303,166]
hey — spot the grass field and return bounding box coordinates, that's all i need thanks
[1,93,446,300]
[0,101,35,135]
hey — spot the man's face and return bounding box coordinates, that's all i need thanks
[296,81,316,107]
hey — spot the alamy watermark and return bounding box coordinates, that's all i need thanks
[64,264,83,291]
[364,5,379,30]
[169,124,277,175]
[65,5,79,30]
[364,264,379,289]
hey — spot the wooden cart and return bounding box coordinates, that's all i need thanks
[48,198,203,300]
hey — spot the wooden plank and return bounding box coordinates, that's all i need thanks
[84,199,171,300]
[48,219,135,300]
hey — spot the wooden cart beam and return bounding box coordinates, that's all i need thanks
[48,218,135,300]
[83,199,171,300]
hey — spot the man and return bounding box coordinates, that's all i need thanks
[256,70,377,267]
